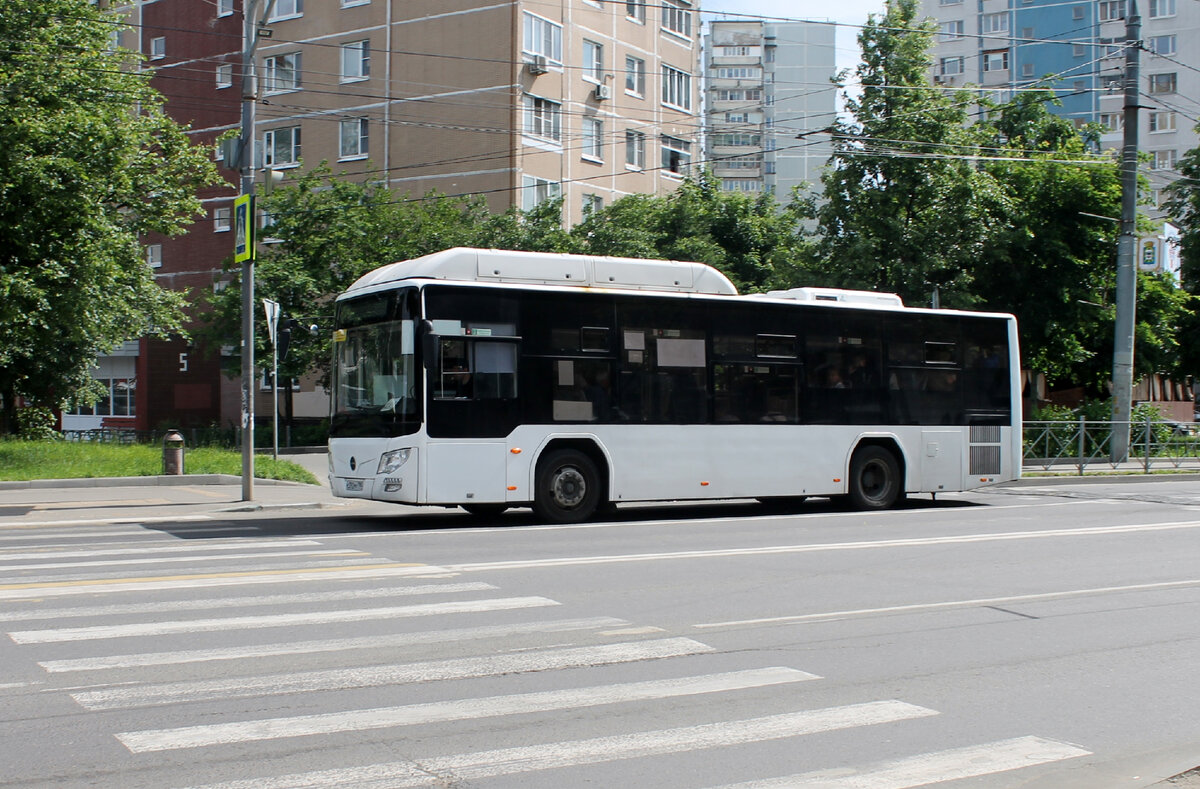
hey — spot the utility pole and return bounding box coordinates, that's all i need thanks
[1110,2,1141,462]
[238,0,274,500]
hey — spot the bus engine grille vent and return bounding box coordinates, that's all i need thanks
[970,445,1001,475]
[970,425,1002,444]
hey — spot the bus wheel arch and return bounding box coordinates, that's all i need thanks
[846,438,906,511]
[531,439,610,523]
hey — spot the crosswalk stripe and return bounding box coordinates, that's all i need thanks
[10,596,560,643]
[180,700,936,789]
[0,548,368,572]
[72,638,715,710]
[7,557,385,585]
[0,538,324,561]
[4,582,498,624]
[706,736,1092,788]
[38,616,627,673]
[0,563,441,600]
[116,666,818,753]
[0,515,213,531]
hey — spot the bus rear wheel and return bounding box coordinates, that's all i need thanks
[848,445,902,510]
[534,449,602,523]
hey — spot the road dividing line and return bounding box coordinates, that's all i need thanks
[72,638,716,709]
[440,520,1200,573]
[117,667,818,753]
[39,616,627,673]
[706,735,1091,788]
[694,577,1200,629]
[179,700,935,789]
[0,564,442,601]
[10,596,559,644]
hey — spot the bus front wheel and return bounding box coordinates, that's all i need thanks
[848,446,902,510]
[534,449,602,523]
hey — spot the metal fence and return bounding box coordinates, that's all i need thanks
[1023,418,1200,473]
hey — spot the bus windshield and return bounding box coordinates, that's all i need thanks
[331,288,421,437]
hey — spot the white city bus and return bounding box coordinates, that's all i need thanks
[328,248,1020,522]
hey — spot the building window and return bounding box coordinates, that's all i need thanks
[938,20,964,40]
[661,135,691,176]
[1021,27,1034,39]
[340,40,369,82]
[146,244,162,268]
[1148,73,1176,94]
[626,0,646,22]
[1149,0,1175,16]
[982,12,1008,33]
[713,66,761,80]
[1021,63,1035,77]
[523,95,561,142]
[721,179,762,192]
[1099,113,1123,132]
[263,126,301,167]
[339,118,368,159]
[582,193,604,216]
[214,207,232,232]
[625,55,645,95]
[150,36,165,60]
[661,1,692,39]
[715,45,761,57]
[1073,4,1085,18]
[264,52,301,93]
[216,63,232,89]
[582,40,603,82]
[1148,35,1176,55]
[268,0,303,20]
[70,378,136,417]
[582,117,603,161]
[711,132,761,147]
[341,0,369,6]
[1149,111,1176,132]
[983,50,1009,72]
[939,57,965,76]
[1151,150,1177,170]
[521,176,560,211]
[938,0,962,5]
[625,129,645,168]
[661,65,691,110]
[1098,0,1125,20]
[523,12,563,66]
[218,0,234,17]
[714,88,762,101]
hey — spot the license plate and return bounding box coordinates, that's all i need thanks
[345,479,364,492]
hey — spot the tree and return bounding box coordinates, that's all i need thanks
[816,0,1000,308]
[1164,132,1200,378]
[0,0,219,433]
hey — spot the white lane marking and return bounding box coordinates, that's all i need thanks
[117,667,817,753]
[10,596,559,643]
[0,681,43,690]
[695,577,1200,629]
[39,616,627,673]
[73,638,715,710]
[0,539,322,561]
[707,735,1091,788]
[0,549,366,572]
[179,700,935,789]
[441,520,1200,573]
[0,565,446,601]
[2,582,497,623]
[10,557,387,585]
[0,515,212,530]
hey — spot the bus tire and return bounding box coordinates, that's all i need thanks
[461,503,508,518]
[534,449,602,523]
[847,445,901,510]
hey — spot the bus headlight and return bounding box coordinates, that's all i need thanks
[377,448,412,475]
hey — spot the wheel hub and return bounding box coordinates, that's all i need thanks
[551,467,586,508]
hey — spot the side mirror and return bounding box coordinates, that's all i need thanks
[419,320,437,372]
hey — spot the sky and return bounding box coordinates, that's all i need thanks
[701,0,892,72]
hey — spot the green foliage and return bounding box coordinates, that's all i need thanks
[15,407,59,441]
[0,0,220,432]
[1164,130,1200,377]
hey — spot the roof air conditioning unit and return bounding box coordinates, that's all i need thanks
[593,83,612,100]
[528,55,549,75]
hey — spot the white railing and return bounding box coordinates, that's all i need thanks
[1023,418,1199,474]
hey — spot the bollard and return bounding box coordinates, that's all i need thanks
[162,430,185,475]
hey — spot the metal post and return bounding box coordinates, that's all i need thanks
[1144,413,1152,472]
[272,336,279,461]
[1078,416,1086,476]
[1110,3,1141,462]
[238,0,258,501]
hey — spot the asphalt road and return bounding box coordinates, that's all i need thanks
[1,476,1199,788]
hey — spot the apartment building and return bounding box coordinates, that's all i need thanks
[920,0,1199,220]
[704,20,837,205]
[67,0,700,433]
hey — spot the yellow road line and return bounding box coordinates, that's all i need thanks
[0,563,426,591]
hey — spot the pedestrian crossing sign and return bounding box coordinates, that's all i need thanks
[233,193,255,264]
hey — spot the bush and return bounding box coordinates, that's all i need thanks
[16,407,59,441]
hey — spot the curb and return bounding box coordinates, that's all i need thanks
[1003,472,1200,487]
[0,475,316,491]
